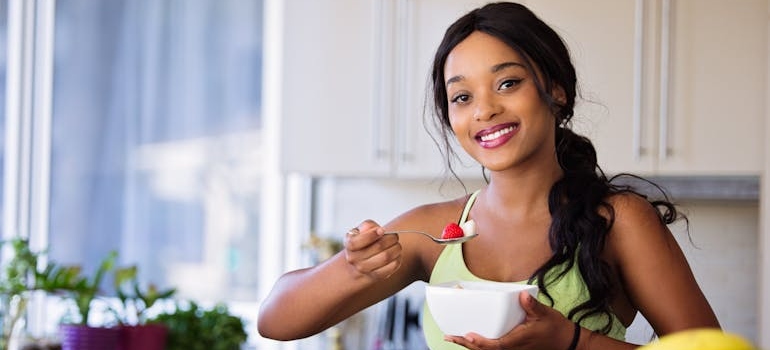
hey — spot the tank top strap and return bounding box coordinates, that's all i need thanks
[459,189,481,224]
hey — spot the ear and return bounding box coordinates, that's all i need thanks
[551,84,567,105]
[550,84,568,125]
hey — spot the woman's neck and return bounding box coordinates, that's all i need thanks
[482,161,563,217]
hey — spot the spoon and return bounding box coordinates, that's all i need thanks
[384,230,478,245]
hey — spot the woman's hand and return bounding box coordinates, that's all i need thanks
[444,291,577,350]
[344,220,402,281]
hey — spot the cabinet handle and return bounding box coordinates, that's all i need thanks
[396,0,413,164]
[632,0,645,160]
[658,0,672,161]
[372,0,391,160]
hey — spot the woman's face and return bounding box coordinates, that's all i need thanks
[444,31,560,173]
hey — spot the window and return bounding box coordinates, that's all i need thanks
[0,1,6,230]
[2,0,265,346]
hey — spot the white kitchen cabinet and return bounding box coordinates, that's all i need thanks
[268,0,487,179]
[268,0,386,177]
[524,0,652,174]
[661,0,766,175]
[527,0,766,176]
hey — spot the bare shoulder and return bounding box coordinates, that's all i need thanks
[605,192,669,236]
[603,192,677,263]
[603,194,719,333]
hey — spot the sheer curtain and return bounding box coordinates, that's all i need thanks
[0,2,6,225]
[45,0,263,337]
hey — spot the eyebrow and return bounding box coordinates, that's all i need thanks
[492,61,526,73]
[445,61,527,87]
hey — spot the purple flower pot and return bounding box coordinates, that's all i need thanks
[59,324,119,350]
[116,324,168,350]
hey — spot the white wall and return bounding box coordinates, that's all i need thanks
[760,4,770,344]
[762,137,769,349]
[315,178,760,345]
[761,13,770,345]
[673,201,759,342]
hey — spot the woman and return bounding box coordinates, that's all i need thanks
[258,2,719,349]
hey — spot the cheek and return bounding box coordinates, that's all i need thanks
[447,102,474,124]
[448,122,462,138]
[447,110,463,133]
[448,122,472,143]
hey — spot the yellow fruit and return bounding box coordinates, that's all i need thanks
[639,328,755,350]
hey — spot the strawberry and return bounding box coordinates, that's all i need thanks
[441,223,465,239]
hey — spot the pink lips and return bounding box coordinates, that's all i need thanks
[475,123,519,149]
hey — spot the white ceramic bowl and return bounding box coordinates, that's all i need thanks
[425,280,539,339]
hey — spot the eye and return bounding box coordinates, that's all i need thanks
[450,93,470,104]
[499,79,522,90]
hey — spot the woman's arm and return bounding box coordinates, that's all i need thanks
[257,220,419,340]
[608,194,720,336]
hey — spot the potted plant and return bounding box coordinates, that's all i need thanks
[0,238,40,350]
[108,265,175,350]
[0,238,86,350]
[1,238,62,349]
[56,251,120,350]
[149,301,247,350]
[0,238,74,350]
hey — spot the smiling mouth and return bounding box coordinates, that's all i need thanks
[478,124,517,142]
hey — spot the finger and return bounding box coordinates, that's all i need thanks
[369,239,401,267]
[346,237,402,275]
[345,219,382,240]
[466,332,504,350]
[346,229,397,255]
[519,290,544,317]
[443,335,472,349]
[368,254,402,279]
[358,219,382,233]
[344,228,375,251]
[444,333,490,350]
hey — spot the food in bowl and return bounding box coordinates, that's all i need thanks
[425,280,538,338]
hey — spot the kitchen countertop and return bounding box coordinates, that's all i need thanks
[612,175,760,202]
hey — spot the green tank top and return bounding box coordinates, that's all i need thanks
[422,190,626,349]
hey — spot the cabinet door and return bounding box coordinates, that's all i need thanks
[659,0,765,175]
[275,0,393,176]
[525,0,654,175]
[396,0,491,179]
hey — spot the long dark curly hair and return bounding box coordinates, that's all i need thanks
[428,2,684,333]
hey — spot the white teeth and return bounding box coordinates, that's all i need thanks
[479,126,515,142]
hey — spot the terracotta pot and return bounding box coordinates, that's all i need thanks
[59,324,119,350]
[116,324,168,350]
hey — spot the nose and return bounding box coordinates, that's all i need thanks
[473,93,502,121]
